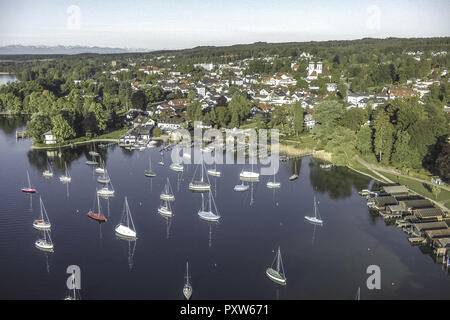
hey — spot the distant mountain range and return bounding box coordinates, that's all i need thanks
[0,45,149,55]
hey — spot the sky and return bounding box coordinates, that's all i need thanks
[0,0,449,50]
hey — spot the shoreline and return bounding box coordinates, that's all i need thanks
[31,138,119,150]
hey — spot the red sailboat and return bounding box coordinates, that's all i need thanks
[87,194,107,222]
[22,170,37,193]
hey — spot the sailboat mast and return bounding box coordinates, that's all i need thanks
[276,247,281,272]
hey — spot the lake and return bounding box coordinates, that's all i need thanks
[0,116,449,300]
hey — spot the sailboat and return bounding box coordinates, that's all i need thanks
[35,229,54,252]
[207,164,221,177]
[158,151,165,166]
[97,169,111,184]
[43,161,53,178]
[33,197,51,230]
[22,170,37,193]
[170,162,184,172]
[266,247,286,285]
[89,143,100,157]
[144,156,156,177]
[240,161,259,180]
[198,192,220,222]
[183,262,193,300]
[355,287,361,300]
[234,179,249,192]
[160,177,175,201]
[189,162,211,192]
[289,161,299,181]
[266,169,281,188]
[115,197,137,239]
[95,160,105,174]
[59,163,72,183]
[88,194,107,222]
[305,196,323,225]
[158,199,173,217]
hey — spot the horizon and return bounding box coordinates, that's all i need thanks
[1,0,449,50]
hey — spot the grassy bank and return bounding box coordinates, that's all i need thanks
[378,171,450,209]
[32,127,127,149]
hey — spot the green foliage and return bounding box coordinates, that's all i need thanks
[355,125,373,155]
[373,110,394,164]
[51,114,76,142]
[26,112,52,143]
[312,100,345,146]
[325,127,357,166]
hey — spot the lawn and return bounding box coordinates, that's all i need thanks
[378,171,450,209]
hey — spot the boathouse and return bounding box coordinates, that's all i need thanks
[381,185,409,196]
[374,196,398,210]
[399,199,434,213]
[413,207,445,221]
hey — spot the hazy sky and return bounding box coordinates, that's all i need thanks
[0,0,449,50]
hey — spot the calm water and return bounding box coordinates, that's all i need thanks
[0,74,18,86]
[0,116,449,300]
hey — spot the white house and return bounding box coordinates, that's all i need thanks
[44,131,57,144]
[304,114,316,129]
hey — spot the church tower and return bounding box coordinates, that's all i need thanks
[308,61,315,75]
[316,61,323,75]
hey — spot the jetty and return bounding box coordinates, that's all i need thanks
[16,130,26,140]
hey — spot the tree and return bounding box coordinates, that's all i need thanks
[325,127,356,166]
[293,102,304,135]
[26,112,52,143]
[186,101,203,121]
[312,100,345,146]
[391,131,422,169]
[435,142,450,181]
[152,127,162,137]
[340,108,368,132]
[131,90,147,110]
[355,125,373,155]
[51,114,76,142]
[373,110,394,164]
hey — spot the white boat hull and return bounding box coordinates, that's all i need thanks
[160,194,175,201]
[189,182,211,192]
[207,170,221,177]
[33,221,51,231]
[95,168,105,174]
[198,210,220,222]
[97,188,115,197]
[158,207,173,217]
[234,184,249,192]
[35,240,54,252]
[115,224,136,239]
[304,216,323,225]
[266,268,286,285]
[60,176,71,183]
[183,286,192,300]
[267,182,281,189]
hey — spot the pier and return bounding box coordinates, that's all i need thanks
[16,130,26,140]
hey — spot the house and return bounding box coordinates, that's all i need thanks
[381,185,409,197]
[304,114,316,130]
[326,83,337,92]
[120,130,138,145]
[194,120,213,129]
[374,196,398,210]
[157,118,184,131]
[307,61,323,81]
[388,86,417,99]
[413,208,445,221]
[44,131,57,144]
[399,199,434,213]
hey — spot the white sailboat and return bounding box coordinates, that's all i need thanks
[305,196,323,225]
[160,177,175,201]
[95,160,105,174]
[35,229,54,252]
[266,247,286,285]
[115,197,137,239]
[289,161,299,181]
[266,169,281,188]
[170,162,184,172]
[97,169,111,184]
[158,198,173,217]
[240,161,259,180]
[198,192,220,222]
[33,197,51,231]
[183,262,193,300]
[207,164,221,177]
[43,161,53,178]
[21,169,36,193]
[89,143,100,157]
[59,163,72,183]
[144,156,156,177]
[189,162,211,192]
